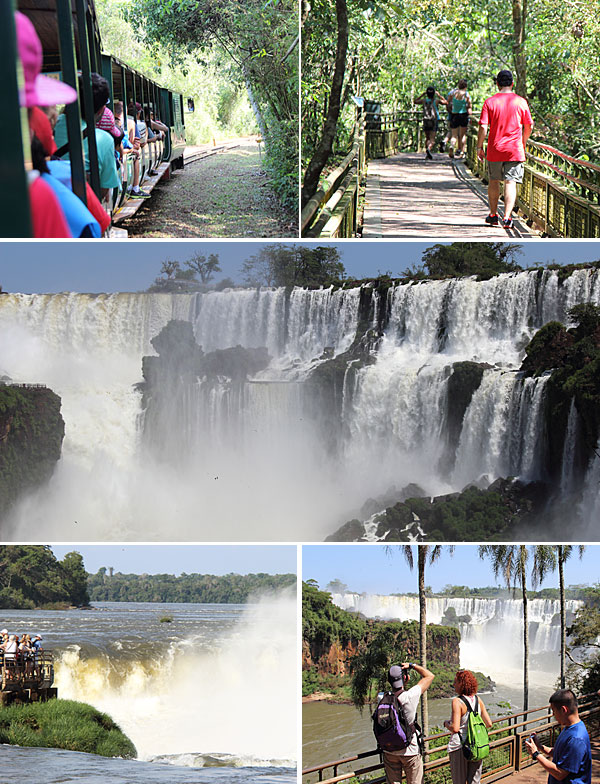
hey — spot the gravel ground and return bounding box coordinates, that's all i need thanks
[123,141,297,237]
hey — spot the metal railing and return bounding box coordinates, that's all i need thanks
[1,651,54,692]
[465,121,600,237]
[303,693,600,784]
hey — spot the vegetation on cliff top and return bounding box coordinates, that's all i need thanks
[0,386,64,520]
[0,546,89,610]
[0,700,136,758]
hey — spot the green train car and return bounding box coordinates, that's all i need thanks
[1,0,187,236]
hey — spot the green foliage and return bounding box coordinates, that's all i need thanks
[302,581,367,655]
[409,243,523,280]
[0,386,64,518]
[88,571,295,603]
[126,0,298,210]
[303,0,600,167]
[566,591,600,693]
[241,244,346,287]
[0,700,136,758]
[0,546,89,609]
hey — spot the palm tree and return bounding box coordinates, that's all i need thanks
[399,545,450,739]
[479,546,554,712]
[557,546,586,688]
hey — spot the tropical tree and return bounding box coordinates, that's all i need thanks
[557,546,586,688]
[398,545,451,740]
[479,546,555,711]
[185,253,222,285]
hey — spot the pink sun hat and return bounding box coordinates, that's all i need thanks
[16,11,78,108]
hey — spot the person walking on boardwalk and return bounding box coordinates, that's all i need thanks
[380,662,435,784]
[525,689,591,784]
[444,669,493,784]
[476,70,533,229]
[414,87,447,160]
[447,80,472,159]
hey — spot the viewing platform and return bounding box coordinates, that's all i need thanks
[302,693,600,784]
[0,652,56,706]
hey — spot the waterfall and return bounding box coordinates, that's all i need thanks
[0,267,598,540]
[331,593,583,674]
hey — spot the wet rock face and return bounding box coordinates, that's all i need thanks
[0,385,65,520]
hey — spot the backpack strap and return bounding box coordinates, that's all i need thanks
[459,695,479,714]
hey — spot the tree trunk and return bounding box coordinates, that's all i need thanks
[511,0,527,97]
[301,0,348,207]
[418,548,429,742]
[243,68,268,145]
[559,548,566,689]
[522,572,529,712]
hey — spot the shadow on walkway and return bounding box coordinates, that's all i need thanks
[362,151,536,239]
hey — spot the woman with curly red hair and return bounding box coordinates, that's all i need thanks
[444,669,493,784]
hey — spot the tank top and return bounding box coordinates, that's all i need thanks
[447,694,477,752]
[452,92,468,113]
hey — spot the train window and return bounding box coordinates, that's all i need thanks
[186,98,195,113]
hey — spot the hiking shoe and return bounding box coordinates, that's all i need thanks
[129,189,151,199]
[426,149,433,160]
[485,213,499,226]
[503,217,514,229]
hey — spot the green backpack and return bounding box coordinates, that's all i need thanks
[459,696,490,761]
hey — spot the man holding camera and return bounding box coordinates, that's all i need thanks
[382,662,435,784]
[525,689,591,784]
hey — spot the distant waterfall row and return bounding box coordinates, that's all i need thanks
[331,593,583,657]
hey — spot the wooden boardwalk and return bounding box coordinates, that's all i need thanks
[362,151,537,239]
[507,738,599,784]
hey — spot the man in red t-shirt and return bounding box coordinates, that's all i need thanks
[477,70,533,229]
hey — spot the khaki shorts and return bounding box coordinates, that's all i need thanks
[383,752,423,784]
[487,160,524,182]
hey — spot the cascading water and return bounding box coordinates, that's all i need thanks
[331,592,582,680]
[0,267,598,540]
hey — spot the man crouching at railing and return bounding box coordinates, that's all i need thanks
[374,662,435,784]
[525,689,591,784]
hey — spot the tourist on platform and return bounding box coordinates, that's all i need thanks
[525,689,591,784]
[382,662,435,784]
[444,669,492,784]
[476,70,533,229]
[414,87,447,160]
[447,80,472,159]
[4,635,18,663]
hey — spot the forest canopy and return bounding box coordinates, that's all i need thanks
[0,546,89,609]
[302,0,600,190]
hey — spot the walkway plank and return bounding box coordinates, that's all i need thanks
[362,151,537,239]
[508,738,599,783]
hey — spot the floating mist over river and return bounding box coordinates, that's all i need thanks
[50,596,297,767]
[0,267,599,540]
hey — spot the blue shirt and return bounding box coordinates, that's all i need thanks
[550,720,591,784]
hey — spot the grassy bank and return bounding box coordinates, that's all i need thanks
[0,700,136,758]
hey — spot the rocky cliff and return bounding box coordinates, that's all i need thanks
[0,385,65,521]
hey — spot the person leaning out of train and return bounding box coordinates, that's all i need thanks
[444,669,493,784]
[150,110,168,141]
[54,72,121,201]
[14,11,74,236]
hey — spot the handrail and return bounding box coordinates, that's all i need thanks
[1,651,54,692]
[303,694,600,783]
[464,116,600,236]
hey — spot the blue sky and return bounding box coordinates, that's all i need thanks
[303,545,599,593]
[1,240,599,292]
[51,544,296,576]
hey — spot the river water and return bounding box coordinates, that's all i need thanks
[1,598,296,782]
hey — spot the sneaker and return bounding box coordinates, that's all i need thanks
[147,169,158,176]
[485,213,499,226]
[503,217,514,229]
[426,149,433,160]
[129,189,151,199]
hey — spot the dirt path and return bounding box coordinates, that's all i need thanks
[124,139,296,238]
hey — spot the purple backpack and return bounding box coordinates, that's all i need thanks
[372,692,414,751]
